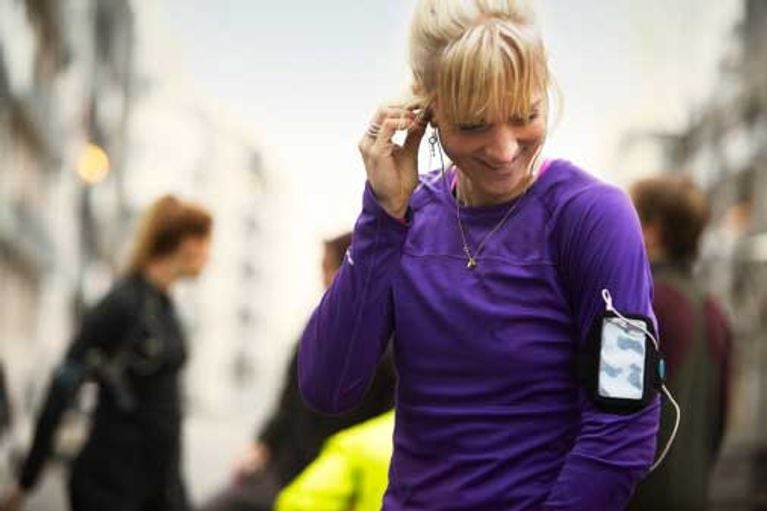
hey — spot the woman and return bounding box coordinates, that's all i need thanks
[298,1,660,509]
[1,195,212,511]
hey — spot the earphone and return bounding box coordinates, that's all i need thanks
[601,289,681,473]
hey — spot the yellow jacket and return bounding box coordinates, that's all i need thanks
[275,410,394,511]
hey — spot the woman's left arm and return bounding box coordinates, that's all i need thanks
[543,185,660,511]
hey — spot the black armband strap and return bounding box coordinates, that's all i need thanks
[577,311,665,415]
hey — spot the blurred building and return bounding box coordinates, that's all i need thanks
[0,0,135,433]
[122,87,268,416]
[1,0,272,439]
[620,1,767,508]
[121,2,272,416]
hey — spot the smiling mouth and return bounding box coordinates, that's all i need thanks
[478,160,518,175]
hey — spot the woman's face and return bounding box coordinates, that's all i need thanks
[177,235,212,277]
[436,96,546,204]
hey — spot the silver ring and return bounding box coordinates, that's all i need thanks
[366,122,382,139]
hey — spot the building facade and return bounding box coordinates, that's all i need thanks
[621,1,767,507]
[0,0,136,434]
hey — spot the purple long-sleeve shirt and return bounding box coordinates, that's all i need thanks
[299,160,660,510]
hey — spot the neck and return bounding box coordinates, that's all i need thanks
[142,259,179,291]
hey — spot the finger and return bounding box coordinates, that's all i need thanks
[371,109,414,142]
[403,119,427,153]
[373,117,411,150]
[360,107,410,152]
[369,104,414,127]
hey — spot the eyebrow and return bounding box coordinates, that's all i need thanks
[510,99,543,117]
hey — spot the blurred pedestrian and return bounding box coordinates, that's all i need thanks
[0,364,10,438]
[627,176,732,511]
[199,232,395,511]
[0,195,213,511]
[298,1,662,509]
[274,410,394,511]
[0,363,12,490]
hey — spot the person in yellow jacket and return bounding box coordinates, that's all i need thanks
[274,410,394,511]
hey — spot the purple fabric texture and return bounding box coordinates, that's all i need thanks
[299,160,660,510]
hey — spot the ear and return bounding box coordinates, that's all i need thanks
[415,106,436,128]
[427,100,439,127]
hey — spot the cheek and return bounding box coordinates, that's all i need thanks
[440,133,478,161]
[200,246,212,265]
[187,243,210,267]
[521,121,547,145]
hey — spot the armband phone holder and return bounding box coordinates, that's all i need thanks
[578,310,664,415]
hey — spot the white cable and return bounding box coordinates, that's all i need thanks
[601,289,681,473]
[650,384,681,472]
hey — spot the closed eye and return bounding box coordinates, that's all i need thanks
[457,122,489,133]
[510,111,541,126]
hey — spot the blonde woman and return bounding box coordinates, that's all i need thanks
[298,1,660,509]
[2,196,212,511]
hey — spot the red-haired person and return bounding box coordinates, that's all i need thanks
[1,195,213,511]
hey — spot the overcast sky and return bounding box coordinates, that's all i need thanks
[136,1,742,330]
[152,0,740,234]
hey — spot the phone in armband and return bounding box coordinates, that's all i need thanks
[578,308,664,415]
[577,289,680,473]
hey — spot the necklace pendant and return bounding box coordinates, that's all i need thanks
[467,257,478,269]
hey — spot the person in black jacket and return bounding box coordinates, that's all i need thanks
[200,232,396,511]
[0,195,213,511]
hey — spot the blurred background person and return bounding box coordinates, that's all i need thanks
[0,363,12,490]
[627,176,732,511]
[0,196,213,511]
[0,364,10,442]
[200,232,396,511]
[274,409,394,511]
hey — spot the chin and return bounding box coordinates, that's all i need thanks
[485,176,522,194]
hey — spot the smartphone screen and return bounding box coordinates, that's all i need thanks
[598,317,647,400]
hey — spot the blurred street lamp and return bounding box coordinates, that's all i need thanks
[76,143,110,185]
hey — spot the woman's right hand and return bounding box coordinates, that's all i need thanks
[358,106,427,219]
[0,484,24,511]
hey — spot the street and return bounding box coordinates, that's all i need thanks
[23,412,254,510]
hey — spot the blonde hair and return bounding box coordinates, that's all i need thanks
[126,195,213,274]
[408,0,553,126]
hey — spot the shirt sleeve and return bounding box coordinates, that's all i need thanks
[298,183,408,414]
[17,286,137,490]
[543,185,660,510]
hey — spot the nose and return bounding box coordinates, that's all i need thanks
[482,125,520,166]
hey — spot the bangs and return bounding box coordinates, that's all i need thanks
[437,20,548,125]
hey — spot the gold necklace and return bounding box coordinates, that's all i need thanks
[430,128,542,270]
[454,174,532,269]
